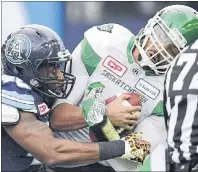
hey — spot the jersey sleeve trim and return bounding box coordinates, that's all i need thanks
[151,101,164,116]
[2,93,37,113]
[81,38,102,76]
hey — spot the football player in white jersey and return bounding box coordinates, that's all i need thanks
[50,5,198,171]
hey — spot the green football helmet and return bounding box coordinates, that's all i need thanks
[135,5,198,75]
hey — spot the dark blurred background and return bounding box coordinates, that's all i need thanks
[2,1,198,52]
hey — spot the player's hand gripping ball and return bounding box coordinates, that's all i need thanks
[105,93,142,137]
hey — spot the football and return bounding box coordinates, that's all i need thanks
[105,93,142,107]
[105,93,142,137]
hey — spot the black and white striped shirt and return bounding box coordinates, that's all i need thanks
[164,40,198,164]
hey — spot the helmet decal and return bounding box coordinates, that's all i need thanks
[5,34,31,64]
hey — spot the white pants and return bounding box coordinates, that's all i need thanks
[138,143,167,171]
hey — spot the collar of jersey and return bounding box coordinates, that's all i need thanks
[126,36,136,64]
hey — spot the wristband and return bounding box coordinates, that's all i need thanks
[98,140,125,161]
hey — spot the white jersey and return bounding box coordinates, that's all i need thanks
[53,24,167,170]
[55,23,165,117]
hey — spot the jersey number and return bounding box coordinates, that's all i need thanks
[173,53,198,91]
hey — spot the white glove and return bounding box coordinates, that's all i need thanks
[121,132,151,164]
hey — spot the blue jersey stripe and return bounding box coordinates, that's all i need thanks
[2,97,37,113]
[2,75,37,113]
[2,89,35,102]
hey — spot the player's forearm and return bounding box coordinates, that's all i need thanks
[43,138,125,166]
[50,103,87,131]
[45,138,100,166]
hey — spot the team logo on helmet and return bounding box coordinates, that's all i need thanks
[5,34,31,64]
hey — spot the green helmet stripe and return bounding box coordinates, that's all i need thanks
[182,18,198,44]
[160,8,198,45]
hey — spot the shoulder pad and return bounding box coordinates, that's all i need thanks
[84,23,134,42]
[84,24,135,60]
[2,75,50,122]
[2,103,20,125]
[2,75,37,113]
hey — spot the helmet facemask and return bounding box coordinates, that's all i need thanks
[135,15,187,75]
[31,49,76,99]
